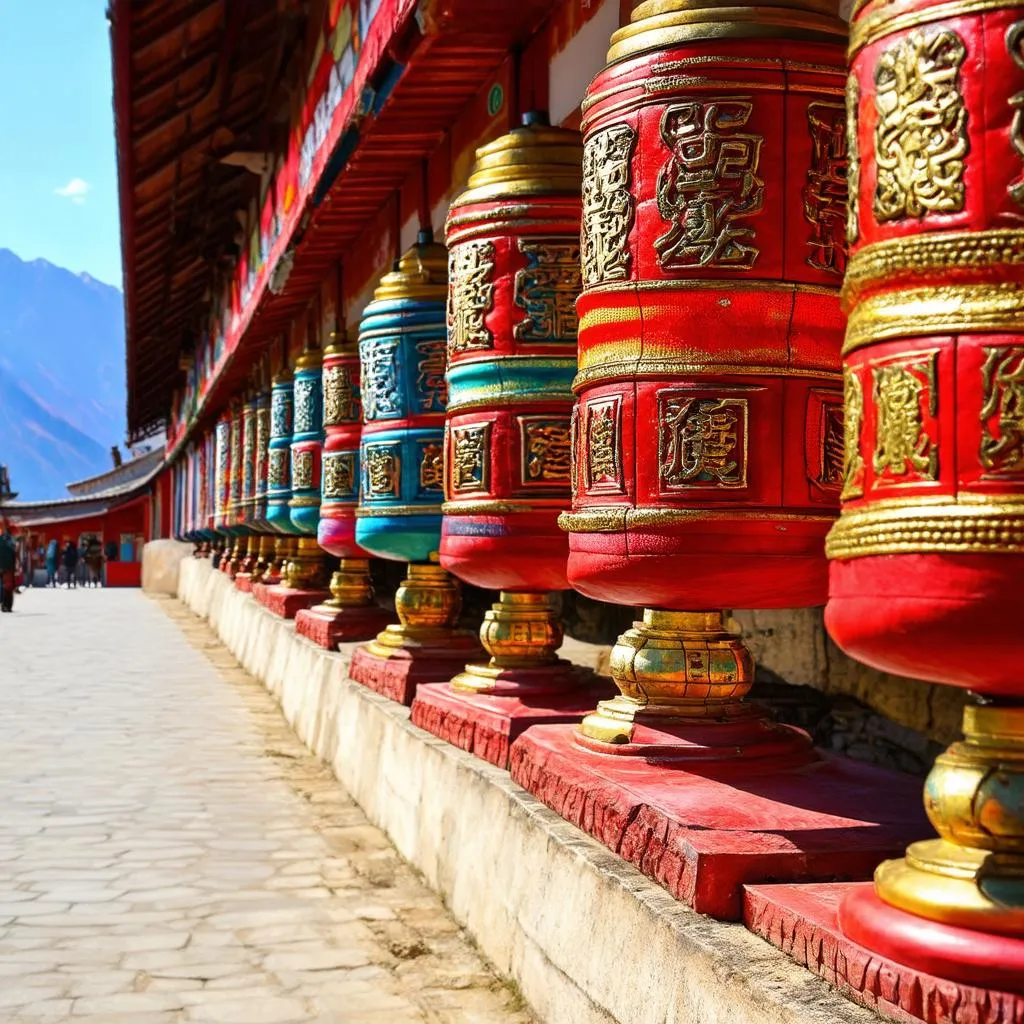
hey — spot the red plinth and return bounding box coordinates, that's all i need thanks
[234,573,254,594]
[509,724,930,920]
[294,603,392,649]
[411,676,614,769]
[349,637,482,706]
[744,883,1024,1022]
[253,582,330,621]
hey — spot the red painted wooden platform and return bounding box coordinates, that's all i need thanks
[509,724,930,920]
[410,678,615,768]
[348,636,482,706]
[744,882,1024,1023]
[294,603,392,649]
[252,582,330,621]
[234,573,255,594]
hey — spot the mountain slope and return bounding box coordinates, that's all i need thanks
[0,249,126,500]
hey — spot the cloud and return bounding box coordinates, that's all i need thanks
[55,178,91,204]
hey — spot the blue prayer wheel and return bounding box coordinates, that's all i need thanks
[266,371,301,537]
[355,231,448,563]
[288,349,325,537]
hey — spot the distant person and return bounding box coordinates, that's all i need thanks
[62,541,78,589]
[103,538,118,586]
[77,540,89,586]
[20,541,31,590]
[85,538,103,588]
[0,529,16,611]
[45,538,59,588]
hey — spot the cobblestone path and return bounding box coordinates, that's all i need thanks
[0,588,532,1024]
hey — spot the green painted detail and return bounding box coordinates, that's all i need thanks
[487,84,504,118]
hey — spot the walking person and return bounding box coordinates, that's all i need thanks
[45,538,58,588]
[77,539,89,587]
[0,528,17,612]
[62,540,79,589]
[85,537,103,588]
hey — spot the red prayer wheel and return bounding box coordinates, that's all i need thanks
[440,113,587,692]
[560,0,848,755]
[826,0,1024,985]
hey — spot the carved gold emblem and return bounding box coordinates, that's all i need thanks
[873,30,968,222]
[581,124,636,286]
[872,357,938,482]
[415,338,447,412]
[448,242,496,355]
[585,401,620,492]
[1007,23,1024,207]
[293,378,318,435]
[846,74,861,245]
[322,452,356,499]
[514,241,581,342]
[323,365,356,426]
[842,369,866,501]
[291,449,314,491]
[980,345,1024,476]
[419,442,444,492]
[818,401,845,490]
[804,102,847,276]
[268,448,289,491]
[364,445,400,498]
[451,424,489,492]
[659,394,747,489]
[520,418,572,485]
[360,338,401,421]
[655,100,764,271]
[570,406,580,500]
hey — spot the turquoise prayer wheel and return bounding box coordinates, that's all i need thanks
[288,349,325,537]
[266,370,301,537]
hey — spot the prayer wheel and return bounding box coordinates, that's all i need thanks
[213,412,237,570]
[562,0,848,757]
[237,395,258,574]
[299,322,389,642]
[249,386,274,580]
[225,401,248,574]
[351,230,480,701]
[827,0,1024,986]
[285,346,328,590]
[440,113,586,693]
[265,368,301,580]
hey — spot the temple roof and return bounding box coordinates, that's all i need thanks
[111,0,305,441]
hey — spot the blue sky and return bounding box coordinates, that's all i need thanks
[0,2,121,288]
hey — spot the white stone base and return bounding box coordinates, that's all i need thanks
[177,557,872,1024]
[142,540,194,596]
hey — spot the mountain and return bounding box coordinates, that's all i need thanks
[0,249,126,501]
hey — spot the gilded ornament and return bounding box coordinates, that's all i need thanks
[520,418,572,485]
[419,442,444,492]
[271,392,292,438]
[1008,22,1024,207]
[323,365,356,426]
[364,445,400,498]
[846,74,861,245]
[586,400,620,491]
[873,30,968,223]
[414,338,447,412]
[655,100,764,271]
[842,368,866,501]
[980,345,1024,476]
[581,123,636,286]
[451,423,489,492]
[268,449,289,490]
[658,393,748,489]
[360,338,401,420]
[513,241,581,342]
[818,401,845,489]
[872,356,938,482]
[291,449,314,491]
[826,500,1024,559]
[447,241,496,355]
[322,452,356,499]
[803,101,847,276]
[293,377,318,435]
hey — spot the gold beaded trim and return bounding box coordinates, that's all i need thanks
[826,502,1024,559]
[560,507,835,533]
[843,230,1024,308]
[843,283,1024,355]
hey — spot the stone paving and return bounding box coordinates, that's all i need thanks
[0,587,534,1023]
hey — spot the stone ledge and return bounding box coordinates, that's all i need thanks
[177,556,877,1024]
